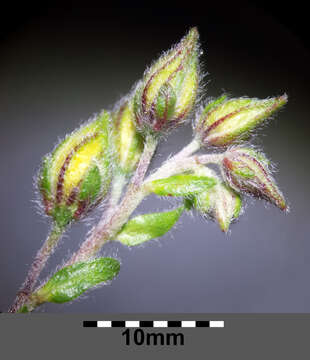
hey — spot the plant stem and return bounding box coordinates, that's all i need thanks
[105,172,127,218]
[144,139,199,183]
[9,224,64,313]
[172,138,201,159]
[145,145,222,183]
[66,134,158,265]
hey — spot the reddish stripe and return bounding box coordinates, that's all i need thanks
[56,132,98,204]
[228,152,285,207]
[56,154,73,203]
[205,108,242,136]
[141,47,183,114]
[74,200,88,219]
[207,99,281,140]
[66,186,80,206]
[140,36,196,131]
[43,198,53,215]
[114,104,126,129]
[154,84,171,131]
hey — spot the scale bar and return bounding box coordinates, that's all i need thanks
[83,320,224,328]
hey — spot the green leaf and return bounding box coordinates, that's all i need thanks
[35,258,120,304]
[116,207,184,246]
[147,174,216,197]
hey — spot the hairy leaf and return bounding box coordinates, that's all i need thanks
[35,258,120,304]
[116,207,184,246]
[147,174,216,197]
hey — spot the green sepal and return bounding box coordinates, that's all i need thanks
[193,189,213,213]
[35,258,120,304]
[39,155,52,197]
[233,192,242,218]
[201,95,228,119]
[79,165,102,202]
[132,28,199,134]
[197,95,288,147]
[222,147,287,210]
[38,111,111,223]
[52,205,74,228]
[237,148,270,168]
[147,174,216,197]
[194,182,242,232]
[112,100,145,175]
[183,197,195,210]
[133,83,143,118]
[233,165,255,179]
[155,83,177,121]
[116,207,184,246]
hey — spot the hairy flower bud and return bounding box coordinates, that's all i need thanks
[221,147,287,210]
[193,166,242,232]
[133,27,200,134]
[112,100,144,175]
[38,112,111,228]
[194,94,288,147]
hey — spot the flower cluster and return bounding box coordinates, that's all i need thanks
[19,26,289,313]
[37,27,288,235]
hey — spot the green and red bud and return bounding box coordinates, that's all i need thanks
[193,166,242,232]
[194,94,288,147]
[38,112,111,228]
[112,99,144,176]
[221,147,287,211]
[133,27,200,134]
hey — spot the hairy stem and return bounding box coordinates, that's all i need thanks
[171,138,201,159]
[66,134,158,264]
[145,147,223,183]
[105,172,127,218]
[9,224,64,313]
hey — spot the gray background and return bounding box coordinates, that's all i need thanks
[1,2,310,313]
[1,314,309,359]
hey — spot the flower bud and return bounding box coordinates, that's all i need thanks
[193,166,242,232]
[194,94,288,147]
[38,112,111,228]
[221,147,287,210]
[133,27,200,134]
[112,99,144,175]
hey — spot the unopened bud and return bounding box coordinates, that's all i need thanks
[38,112,111,228]
[221,147,287,210]
[193,166,242,232]
[112,100,144,175]
[194,94,288,147]
[133,27,200,134]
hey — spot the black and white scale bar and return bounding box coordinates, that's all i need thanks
[83,320,224,328]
